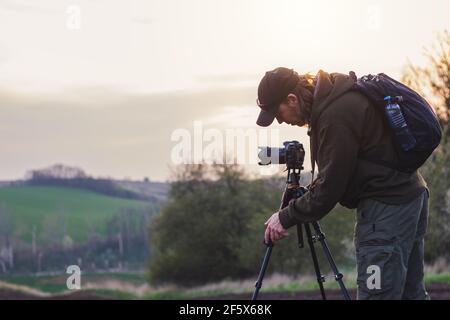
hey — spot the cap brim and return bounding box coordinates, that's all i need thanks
[256,107,277,127]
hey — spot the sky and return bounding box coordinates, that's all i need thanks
[0,0,449,181]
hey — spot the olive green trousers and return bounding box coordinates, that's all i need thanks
[354,190,430,300]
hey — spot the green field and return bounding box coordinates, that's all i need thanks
[0,186,153,244]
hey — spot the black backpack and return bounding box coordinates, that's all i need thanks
[349,72,442,173]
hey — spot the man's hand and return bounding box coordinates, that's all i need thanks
[264,212,289,245]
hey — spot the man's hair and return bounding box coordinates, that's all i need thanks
[283,73,316,125]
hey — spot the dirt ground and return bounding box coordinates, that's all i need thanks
[1,283,450,300]
[0,283,450,300]
[197,282,450,300]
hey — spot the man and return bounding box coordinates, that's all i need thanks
[256,67,430,300]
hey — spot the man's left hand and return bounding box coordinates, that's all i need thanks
[264,212,289,245]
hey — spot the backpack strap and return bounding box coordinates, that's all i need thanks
[349,71,402,171]
[307,126,316,186]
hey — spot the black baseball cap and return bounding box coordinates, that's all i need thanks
[256,67,299,127]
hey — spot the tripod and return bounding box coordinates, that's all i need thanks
[251,167,351,300]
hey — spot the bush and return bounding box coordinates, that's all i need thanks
[148,164,356,286]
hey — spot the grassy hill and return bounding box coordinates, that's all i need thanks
[0,185,157,245]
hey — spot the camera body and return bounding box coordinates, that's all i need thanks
[258,140,305,170]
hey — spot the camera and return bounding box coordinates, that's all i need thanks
[258,140,305,170]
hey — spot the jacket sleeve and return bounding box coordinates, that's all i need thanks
[278,124,359,228]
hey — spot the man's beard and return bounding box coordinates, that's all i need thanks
[295,103,310,127]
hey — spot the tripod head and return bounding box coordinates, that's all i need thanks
[258,140,307,204]
[258,140,308,249]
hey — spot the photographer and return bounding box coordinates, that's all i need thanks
[256,67,430,300]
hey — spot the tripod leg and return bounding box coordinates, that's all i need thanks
[304,223,327,300]
[252,244,273,300]
[252,181,296,300]
[312,221,351,300]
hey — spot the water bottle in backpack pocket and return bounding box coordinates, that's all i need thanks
[383,95,417,151]
[350,72,442,173]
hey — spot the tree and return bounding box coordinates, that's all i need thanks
[148,164,276,286]
[402,30,450,262]
[402,30,449,130]
[26,163,88,180]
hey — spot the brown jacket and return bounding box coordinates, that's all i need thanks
[278,70,427,229]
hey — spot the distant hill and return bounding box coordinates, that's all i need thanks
[11,164,169,202]
[25,177,168,202]
[114,180,169,202]
[0,185,156,245]
[0,164,171,273]
[0,178,169,202]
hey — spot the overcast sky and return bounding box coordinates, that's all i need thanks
[1,0,449,181]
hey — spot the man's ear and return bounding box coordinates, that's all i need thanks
[286,93,298,106]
